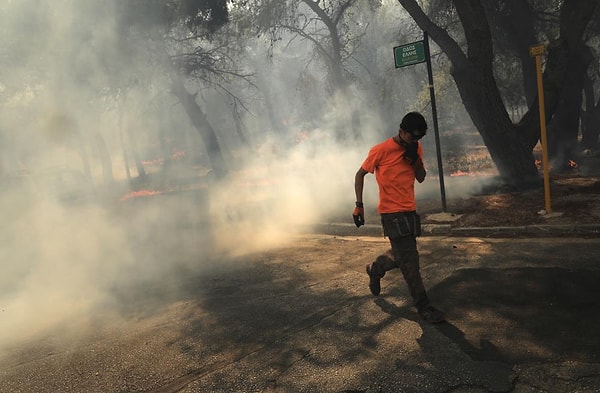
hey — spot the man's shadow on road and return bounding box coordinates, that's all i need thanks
[374,297,506,363]
[371,297,515,391]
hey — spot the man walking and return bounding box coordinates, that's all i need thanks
[353,112,445,323]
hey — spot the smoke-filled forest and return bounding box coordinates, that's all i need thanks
[1,0,599,351]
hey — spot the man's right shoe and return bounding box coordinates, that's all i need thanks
[365,263,381,296]
[418,305,446,323]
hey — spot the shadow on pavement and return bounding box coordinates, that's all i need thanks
[373,297,515,392]
[138,255,384,392]
[429,267,600,364]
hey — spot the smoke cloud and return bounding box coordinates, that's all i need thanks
[0,0,480,353]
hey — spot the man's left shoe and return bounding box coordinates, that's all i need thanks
[418,305,446,323]
[365,263,381,296]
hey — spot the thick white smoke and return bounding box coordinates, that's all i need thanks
[0,0,480,353]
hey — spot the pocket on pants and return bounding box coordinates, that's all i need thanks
[381,212,421,239]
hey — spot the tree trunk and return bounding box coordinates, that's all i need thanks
[255,70,285,137]
[582,74,600,149]
[68,132,92,181]
[127,124,146,180]
[301,0,360,141]
[485,0,538,105]
[547,44,593,170]
[399,0,539,187]
[92,132,114,185]
[398,0,600,188]
[171,77,228,179]
[118,100,132,182]
[451,61,540,187]
[228,95,250,145]
[518,0,600,151]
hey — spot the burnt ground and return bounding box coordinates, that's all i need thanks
[418,174,600,228]
[413,150,600,229]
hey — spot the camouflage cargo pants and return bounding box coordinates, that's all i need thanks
[370,235,430,310]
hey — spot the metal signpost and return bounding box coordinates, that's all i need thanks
[394,32,447,212]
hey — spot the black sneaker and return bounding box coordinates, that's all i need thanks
[418,305,446,323]
[365,263,381,296]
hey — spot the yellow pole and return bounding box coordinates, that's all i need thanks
[535,53,552,214]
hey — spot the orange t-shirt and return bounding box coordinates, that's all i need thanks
[361,137,423,213]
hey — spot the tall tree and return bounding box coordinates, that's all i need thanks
[482,0,597,168]
[577,9,600,150]
[582,72,600,149]
[118,0,233,179]
[244,0,378,140]
[397,0,600,188]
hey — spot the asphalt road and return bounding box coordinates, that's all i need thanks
[1,234,600,393]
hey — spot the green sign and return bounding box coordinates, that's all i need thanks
[394,41,426,68]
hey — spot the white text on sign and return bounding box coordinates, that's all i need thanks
[402,45,416,58]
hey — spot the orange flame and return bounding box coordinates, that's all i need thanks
[569,160,578,168]
[449,170,497,177]
[120,189,161,201]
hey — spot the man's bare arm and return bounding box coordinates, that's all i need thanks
[355,167,368,202]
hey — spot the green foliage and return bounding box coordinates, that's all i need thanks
[172,0,229,33]
[118,0,229,35]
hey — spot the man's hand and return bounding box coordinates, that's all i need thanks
[353,203,365,227]
[403,142,419,164]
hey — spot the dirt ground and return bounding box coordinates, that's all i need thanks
[404,141,600,229]
[418,173,600,228]
[409,147,600,229]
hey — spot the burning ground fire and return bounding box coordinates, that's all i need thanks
[444,148,497,177]
[448,157,579,178]
[120,189,162,201]
[118,169,277,202]
[449,169,498,177]
[141,150,187,166]
[534,159,578,171]
[119,183,210,201]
